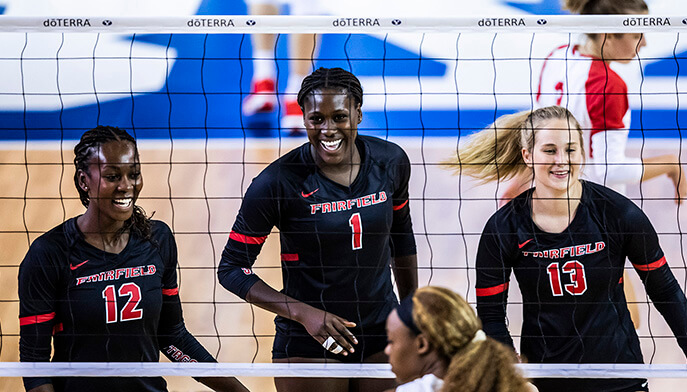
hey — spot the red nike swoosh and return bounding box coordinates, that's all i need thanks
[518,239,533,249]
[301,188,319,198]
[70,260,89,270]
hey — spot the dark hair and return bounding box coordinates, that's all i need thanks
[297,67,364,110]
[564,0,647,15]
[73,125,151,240]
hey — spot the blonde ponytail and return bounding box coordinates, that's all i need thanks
[450,106,583,183]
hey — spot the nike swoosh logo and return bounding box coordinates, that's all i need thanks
[301,188,319,198]
[70,260,89,270]
[518,239,533,249]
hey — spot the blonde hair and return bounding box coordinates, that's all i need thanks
[412,286,531,392]
[451,106,583,183]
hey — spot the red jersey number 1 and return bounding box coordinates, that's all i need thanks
[349,212,363,250]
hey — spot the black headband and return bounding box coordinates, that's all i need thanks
[396,293,422,336]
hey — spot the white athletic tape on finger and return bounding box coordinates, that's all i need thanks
[322,336,344,354]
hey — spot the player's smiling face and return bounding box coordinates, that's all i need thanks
[522,118,583,194]
[79,140,142,229]
[303,87,362,169]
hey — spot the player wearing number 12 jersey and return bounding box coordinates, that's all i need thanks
[19,126,247,392]
[453,107,687,392]
[219,68,417,392]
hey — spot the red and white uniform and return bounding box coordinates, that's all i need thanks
[536,44,642,193]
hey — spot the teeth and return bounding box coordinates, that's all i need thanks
[113,198,132,208]
[321,139,342,151]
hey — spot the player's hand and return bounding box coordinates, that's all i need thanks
[300,308,358,356]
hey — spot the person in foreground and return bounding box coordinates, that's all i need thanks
[385,286,536,392]
[218,67,418,392]
[455,106,687,392]
[18,126,248,392]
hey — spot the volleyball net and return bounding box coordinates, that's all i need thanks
[2,14,687,388]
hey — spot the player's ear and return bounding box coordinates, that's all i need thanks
[521,147,533,168]
[356,103,362,124]
[416,334,431,355]
[77,169,90,193]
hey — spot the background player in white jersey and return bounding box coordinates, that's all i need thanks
[534,0,686,197]
[454,106,687,392]
[242,0,324,135]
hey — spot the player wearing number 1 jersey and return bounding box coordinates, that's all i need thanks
[19,126,247,392]
[454,107,687,392]
[219,68,417,392]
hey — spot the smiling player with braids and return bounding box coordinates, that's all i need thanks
[219,67,418,392]
[19,126,248,392]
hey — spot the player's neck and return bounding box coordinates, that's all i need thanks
[580,39,611,64]
[317,148,361,187]
[77,213,130,254]
[531,181,582,233]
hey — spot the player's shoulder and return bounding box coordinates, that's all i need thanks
[486,190,531,233]
[582,180,639,215]
[150,219,173,239]
[22,219,75,268]
[29,219,74,252]
[587,60,626,91]
[257,142,313,181]
[359,135,409,163]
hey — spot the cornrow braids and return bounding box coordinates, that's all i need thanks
[297,67,364,110]
[73,125,151,241]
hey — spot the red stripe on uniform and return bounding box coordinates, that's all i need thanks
[619,276,624,284]
[281,254,299,262]
[229,231,268,245]
[393,200,408,211]
[476,282,509,297]
[633,256,667,272]
[20,312,56,326]
[162,288,179,296]
[53,323,63,335]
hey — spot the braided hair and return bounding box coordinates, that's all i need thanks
[297,67,364,110]
[73,125,151,241]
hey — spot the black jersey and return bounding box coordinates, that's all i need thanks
[476,181,687,392]
[218,135,416,333]
[19,218,215,392]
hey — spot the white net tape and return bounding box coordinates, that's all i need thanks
[3,363,687,378]
[0,15,685,34]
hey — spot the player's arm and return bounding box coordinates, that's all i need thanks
[390,146,418,300]
[217,174,358,354]
[624,205,687,356]
[18,241,60,392]
[475,216,515,349]
[155,224,249,392]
